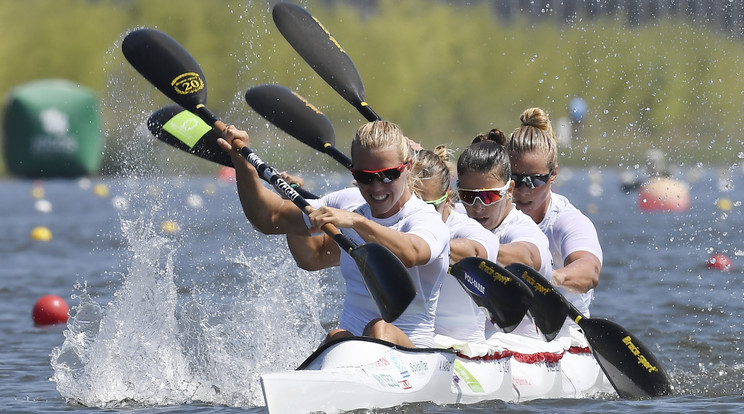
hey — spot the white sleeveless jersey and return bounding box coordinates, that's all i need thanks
[307,187,450,347]
[455,203,552,340]
[539,192,603,317]
[434,210,500,344]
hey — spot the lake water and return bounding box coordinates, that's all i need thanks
[2,166,744,413]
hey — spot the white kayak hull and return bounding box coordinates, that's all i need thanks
[262,332,614,413]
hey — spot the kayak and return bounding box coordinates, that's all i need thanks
[261,327,614,413]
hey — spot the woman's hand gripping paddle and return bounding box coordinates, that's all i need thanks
[244,84,416,322]
[449,257,533,332]
[272,2,381,123]
[122,28,415,322]
[146,105,318,200]
[506,263,674,399]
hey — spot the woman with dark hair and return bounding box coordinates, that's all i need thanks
[455,130,552,340]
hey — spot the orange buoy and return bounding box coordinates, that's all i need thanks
[32,294,69,325]
[638,177,690,212]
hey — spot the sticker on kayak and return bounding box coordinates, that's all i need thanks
[454,360,484,393]
[163,110,212,148]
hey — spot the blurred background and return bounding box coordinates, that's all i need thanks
[1,0,744,177]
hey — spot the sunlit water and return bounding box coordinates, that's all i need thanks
[1,167,744,413]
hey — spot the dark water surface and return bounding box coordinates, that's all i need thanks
[2,167,744,413]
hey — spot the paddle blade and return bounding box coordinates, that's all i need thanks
[579,318,674,398]
[122,28,208,113]
[347,242,416,323]
[450,258,533,332]
[506,263,568,342]
[246,85,336,150]
[272,3,368,111]
[148,105,233,167]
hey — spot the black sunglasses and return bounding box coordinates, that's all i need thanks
[511,168,554,189]
[351,162,407,185]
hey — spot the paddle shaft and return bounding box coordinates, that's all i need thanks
[231,139,355,252]
[322,143,353,170]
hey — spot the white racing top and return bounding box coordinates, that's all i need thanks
[306,187,450,347]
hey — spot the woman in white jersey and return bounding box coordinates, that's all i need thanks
[217,121,450,348]
[409,146,500,344]
[455,131,553,340]
[505,107,602,318]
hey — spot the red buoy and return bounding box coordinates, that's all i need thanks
[218,166,236,182]
[706,253,732,272]
[32,294,69,325]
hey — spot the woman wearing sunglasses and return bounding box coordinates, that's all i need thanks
[409,146,500,344]
[506,107,602,322]
[218,121,450,349]
[455,131,553,340]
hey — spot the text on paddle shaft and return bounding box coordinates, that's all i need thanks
[171,72,204,95]
[519,271,550,295]
[477,261,511,285]
[622,336,659,373]
[245,153,300,202]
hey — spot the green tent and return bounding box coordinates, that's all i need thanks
[3,79,102,177]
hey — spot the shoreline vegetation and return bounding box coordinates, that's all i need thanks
[1,0,743,177]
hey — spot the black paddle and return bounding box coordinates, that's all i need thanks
[146,105,319,200]
[122,28,415,322]
[243,85,352,170]
[450,257,533,332]
[272,2,381,122]
[506,263,674,399]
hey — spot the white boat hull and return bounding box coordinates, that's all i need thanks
[262,331,614,413]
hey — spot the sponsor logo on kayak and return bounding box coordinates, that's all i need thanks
[622,336,659,373]
[439,360,452,372]
[519,270,551,295]
[409,361,428,375]
[389,353,410,378]
[399,379,412,390]
[454,360,484,393]
[171,72,204,95]
[477,261,512,286]
[372,357,390,367]
[372,373,399,388]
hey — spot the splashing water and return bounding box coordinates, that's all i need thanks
[51,203,330,408]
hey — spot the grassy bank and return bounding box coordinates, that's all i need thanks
[1,0,743,176]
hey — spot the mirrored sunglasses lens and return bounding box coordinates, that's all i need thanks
[381,169,402,183]
[458,190,502,206]
[532,176,549,187]
[457,191,477,205]
[352,171,375,184]
[479,191,502,204]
